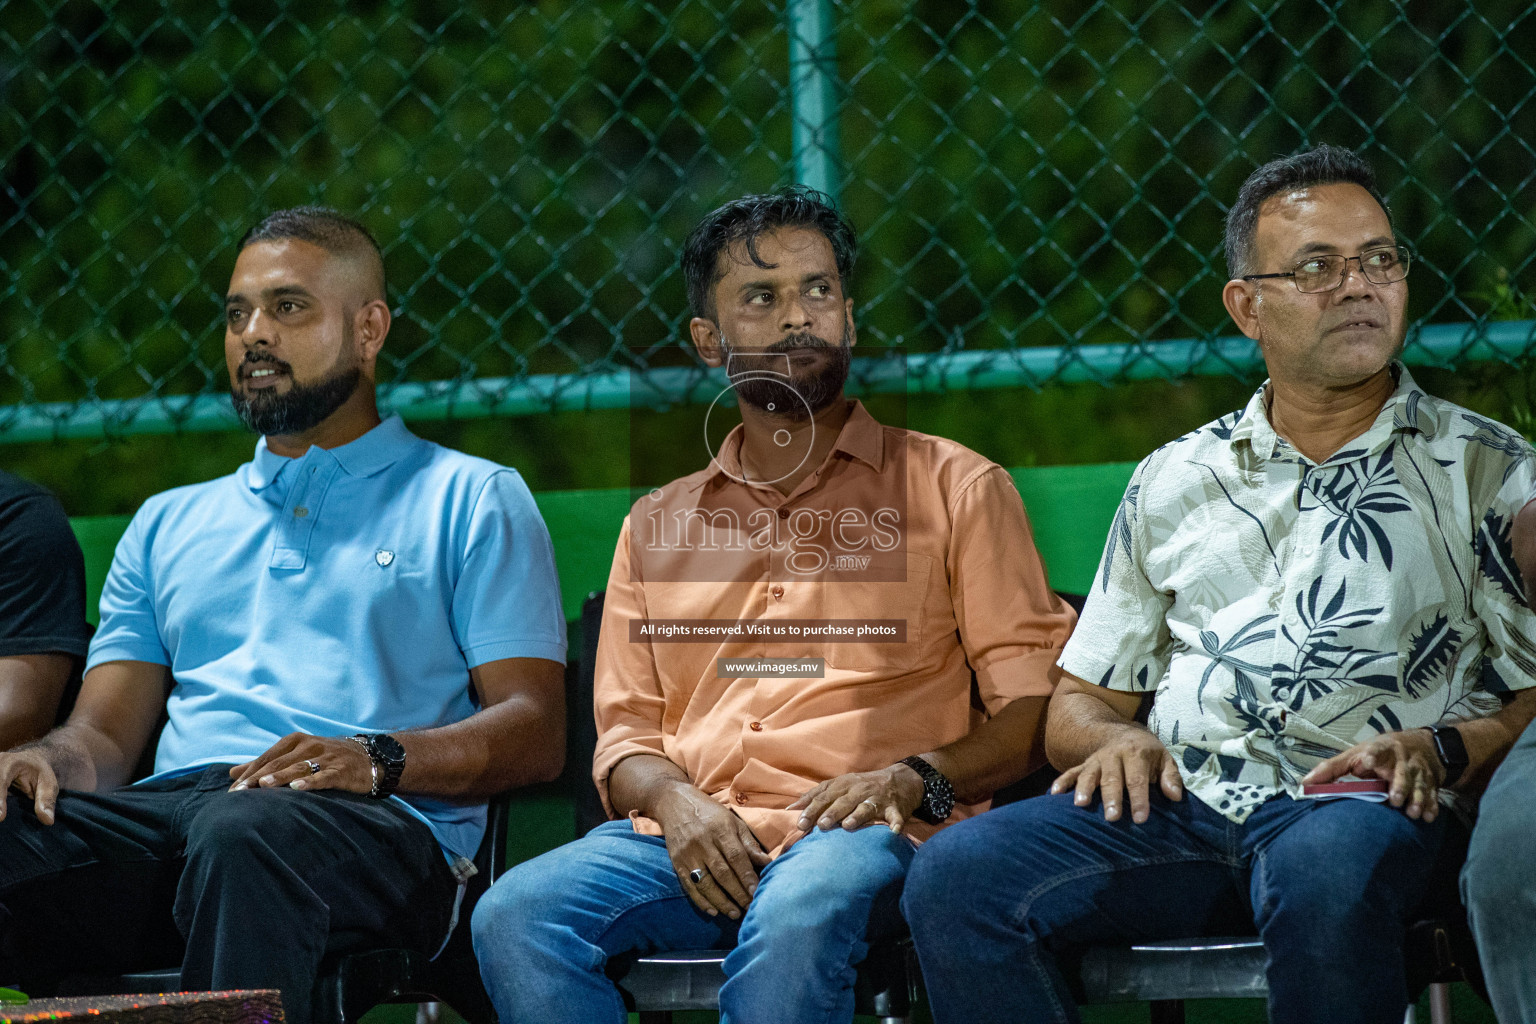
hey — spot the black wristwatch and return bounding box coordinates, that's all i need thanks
[899,755,956,824]
[351,733,407,799]
[1425,725,1469,788]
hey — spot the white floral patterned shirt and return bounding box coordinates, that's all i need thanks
[1060,364,1536,822]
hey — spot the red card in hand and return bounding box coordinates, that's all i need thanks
[1301,778,1389,798]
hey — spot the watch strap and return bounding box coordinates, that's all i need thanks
[352,733,406,799]
[1426,725,1468,788]
[899,755,956,824]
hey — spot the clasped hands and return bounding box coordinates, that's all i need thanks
[1050,725,1445,824]
[657,765,924,921]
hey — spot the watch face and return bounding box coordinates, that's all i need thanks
[372,733,407,765]
[927,782,955,820]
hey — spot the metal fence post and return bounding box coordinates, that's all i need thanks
[787,0,842,199]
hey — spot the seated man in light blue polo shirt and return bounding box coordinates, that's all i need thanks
[0,207,567,1024]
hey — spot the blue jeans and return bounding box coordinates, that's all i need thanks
[471,819,914,1024]
[902,791,1456,1024]
[1462,714,1536,1022]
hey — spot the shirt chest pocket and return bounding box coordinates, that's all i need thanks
[817,552,935,673]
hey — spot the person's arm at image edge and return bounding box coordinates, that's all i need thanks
[0,654,74,751]
[0,659,169,822]
[0,489,92,749]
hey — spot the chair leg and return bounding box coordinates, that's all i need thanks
[1405,1003,1418,1024]
[1427,981,1454,1024]
[877,1016,909,1024]
[1149,1001,1186,1024]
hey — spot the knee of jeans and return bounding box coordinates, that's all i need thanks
[471,866,554,955]
[744,876,872,941]
[901,826,987,927]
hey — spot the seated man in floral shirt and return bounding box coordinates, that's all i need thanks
[902,143,1536,1024]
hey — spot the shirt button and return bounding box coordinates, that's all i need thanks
[294,506,310,519]
[771,585,785,599]
[777,507,790,519]
[734,792,748,805]
[749,721,763,732]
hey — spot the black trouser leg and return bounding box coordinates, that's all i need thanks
[173,778,456,1024]
[0,766,457,1024]
[0,771,191,985]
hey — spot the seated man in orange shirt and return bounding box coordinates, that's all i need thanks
[469,186,1076,1023]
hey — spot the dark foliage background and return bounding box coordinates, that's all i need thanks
[2,0,1534,511]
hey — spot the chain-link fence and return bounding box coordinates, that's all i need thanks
[3,0,1535,442]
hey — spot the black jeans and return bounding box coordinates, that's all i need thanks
[0,765,456,1024]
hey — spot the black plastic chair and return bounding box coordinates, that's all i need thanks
[56,790,512,1024]
[574,590,921,1024]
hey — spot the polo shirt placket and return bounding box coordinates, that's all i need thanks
[271,451,341,572]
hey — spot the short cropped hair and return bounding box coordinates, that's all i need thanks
[681,185,857,320]
[1224,144,1392,278]
[239,206,386,299]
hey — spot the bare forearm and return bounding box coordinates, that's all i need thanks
[395,697,564,800]
[1451,690,1536,790]
[607,752,696,819]
[1045,690,1151,771]
[0,654,74,751]
[920,696,1049,803]
[14,724,103,792]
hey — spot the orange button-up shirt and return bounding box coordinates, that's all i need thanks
[593,401,1075,855]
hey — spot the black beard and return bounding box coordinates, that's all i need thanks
[231,360,362,437]
[723,324,852,420]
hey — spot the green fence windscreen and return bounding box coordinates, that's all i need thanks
[4,1,1535,442]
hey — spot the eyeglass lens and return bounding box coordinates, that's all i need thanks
[1293,247,1411,292]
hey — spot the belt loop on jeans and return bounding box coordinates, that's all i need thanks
[430,855,479,961]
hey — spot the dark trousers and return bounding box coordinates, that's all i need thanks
[0,765,456,1024]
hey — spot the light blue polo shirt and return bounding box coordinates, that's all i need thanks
[87,416,567,860]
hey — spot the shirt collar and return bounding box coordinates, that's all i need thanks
[1229,361,1436,462]
[245,415,418,493]
[687,399,886,493]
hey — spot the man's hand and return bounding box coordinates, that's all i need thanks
[0,749,61,824]
[1049,726,1183,823]
[652,785,771,920]
[1301,730,1444,822]
[227,733,375,794]
[789,764,925,834]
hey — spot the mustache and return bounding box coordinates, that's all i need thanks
[767,331,837,352]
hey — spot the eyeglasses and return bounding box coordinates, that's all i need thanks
[1242,245,1412,293]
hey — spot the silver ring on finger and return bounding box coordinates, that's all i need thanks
[688,867,706,884]
[858,799,879,812]
[304,759,321,775]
